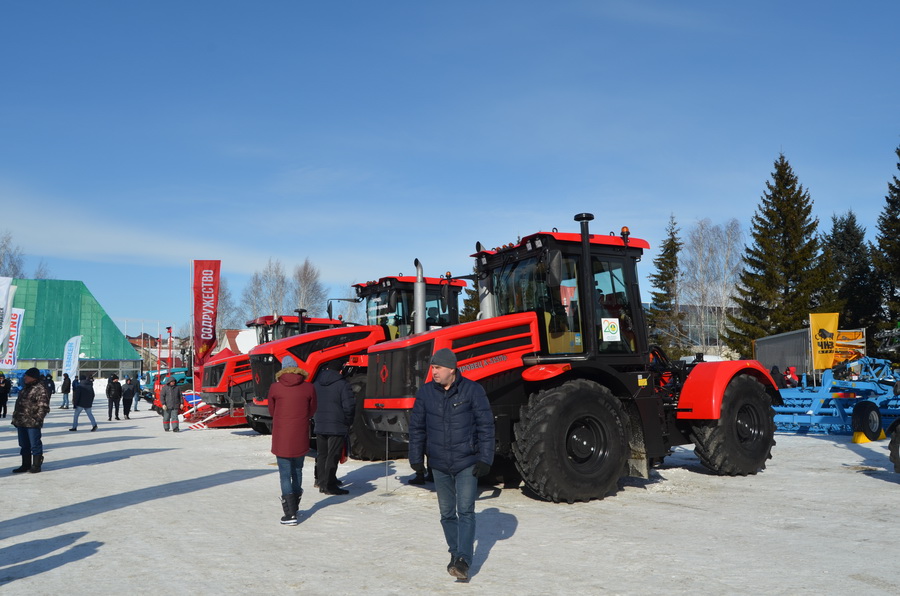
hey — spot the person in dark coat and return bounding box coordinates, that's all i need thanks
[160,377,184,432]
[408,348,495,582]
[267,355,316,525]
[70,374,98,432]
[0,371,11,418]
[43,373,56,398]
[60,373,72,409]
[11,368,51,474]
[313,361,355,495]
[121,377,137,419]
[106,374,123,420]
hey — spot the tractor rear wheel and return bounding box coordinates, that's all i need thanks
[851,401,882,441]
[890,424,900,473]
[691,374,775,476]
[347,374,408,461]
[513,379,628,503]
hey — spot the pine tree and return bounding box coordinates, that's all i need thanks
[823,211,880,332]
[459,265,480,323]
[724,154,820,357]
[874,144,900,325]
[647,215,687,357]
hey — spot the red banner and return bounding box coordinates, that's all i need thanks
[193,260,221,375]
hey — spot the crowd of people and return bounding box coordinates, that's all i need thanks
[7,347,496,582]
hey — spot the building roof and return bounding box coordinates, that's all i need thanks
[11,279,140,361]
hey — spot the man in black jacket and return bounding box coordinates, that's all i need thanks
[312,361,355,495]
[408,348,495,581]
[106,374,122,420]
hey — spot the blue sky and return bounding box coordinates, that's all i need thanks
[2,1,898,335]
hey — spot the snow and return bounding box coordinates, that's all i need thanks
[3,399,900,595]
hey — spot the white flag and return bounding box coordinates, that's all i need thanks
[62,335,83,379]
[0,308,24,369]
[0,278,15,358]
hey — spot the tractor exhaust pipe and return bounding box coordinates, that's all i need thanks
[575,213,598,357]
[414,258,426,334]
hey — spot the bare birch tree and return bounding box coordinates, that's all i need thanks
[681,218,743,355]
[0,230,26,277]
[216,277,245,330]
[241,258,291,319]
[291,258,327,317]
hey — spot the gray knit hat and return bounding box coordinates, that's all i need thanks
[429,348,457,369]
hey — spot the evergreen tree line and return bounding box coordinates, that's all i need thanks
[649,146,900,360]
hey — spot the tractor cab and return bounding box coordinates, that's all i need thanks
[353,275,464,339]
[474,217,650,362]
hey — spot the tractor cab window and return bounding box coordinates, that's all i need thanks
[592,257,635,353]
[424,293,452,329]
[492,255,584,354]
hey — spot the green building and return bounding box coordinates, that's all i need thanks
[6,279,141,380]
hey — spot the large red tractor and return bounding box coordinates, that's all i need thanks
[246,263,466,460]
[363,213,782,503]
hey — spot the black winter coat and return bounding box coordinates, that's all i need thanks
[121,382,137,401]
[106,380,122,400]
[73,380,96,408]
[408,374,495,475]
[312,369,355,435]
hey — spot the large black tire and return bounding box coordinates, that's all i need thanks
[513,379,628,503]
[690,374,776,475]
[246,416,272,435]
[889,424,900,473]
[851,401,882,441]
[347,374,408,461]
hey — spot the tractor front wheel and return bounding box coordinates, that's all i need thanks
[513,379,628,503]
[690,374,775,476]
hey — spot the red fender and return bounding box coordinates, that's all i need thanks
[676,360,778,420]
[521,363,572,382]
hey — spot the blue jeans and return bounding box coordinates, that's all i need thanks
[61,392,70,407]
[73,406,97,428]
[277,456,305,495]
[432,464,478,565]
[18,427,43,457]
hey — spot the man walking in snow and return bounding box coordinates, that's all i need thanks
[408,348,495,581]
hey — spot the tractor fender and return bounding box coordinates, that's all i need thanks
[677,360,780,420]
[521,363,572,382]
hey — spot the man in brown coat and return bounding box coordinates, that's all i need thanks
[11,368,51,474]
[267,355,316,525]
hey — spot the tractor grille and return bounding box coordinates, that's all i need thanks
[367,340,434,399]
[249,353,279,399]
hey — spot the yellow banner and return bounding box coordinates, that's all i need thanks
[809,313,839,370]
[834,330,865,364]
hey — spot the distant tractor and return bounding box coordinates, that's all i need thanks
[363,213,781,503]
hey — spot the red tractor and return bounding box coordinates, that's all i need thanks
[363,213,782,503]
[246,263,466,460]
[197,312,347,432]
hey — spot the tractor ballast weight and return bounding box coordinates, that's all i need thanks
[363,213,780,503]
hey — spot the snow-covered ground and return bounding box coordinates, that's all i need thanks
[3,397,900,595]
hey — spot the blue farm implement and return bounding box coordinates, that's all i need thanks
[774,357,900,440]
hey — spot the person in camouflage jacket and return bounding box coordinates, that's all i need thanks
[11,368,51,474]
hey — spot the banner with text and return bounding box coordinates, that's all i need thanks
[0,308,24,369]
[0,278,16,359]
[809,312,839,370]
[192,260,221,375]
[62,335,83,379]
